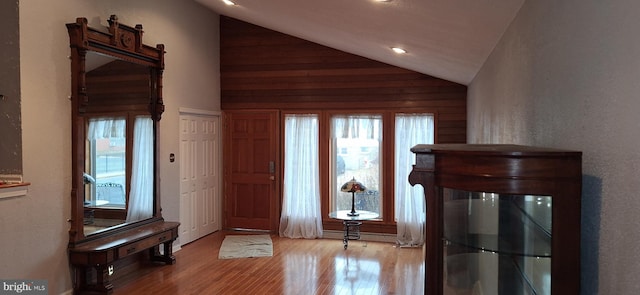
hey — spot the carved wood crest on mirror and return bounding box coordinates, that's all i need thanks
[67,15,178,295]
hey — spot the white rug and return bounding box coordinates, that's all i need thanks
[218,234,273,259]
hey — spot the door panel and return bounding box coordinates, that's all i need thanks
[180,113,221,245]
[198,117,219,236]
[224,110,279,231]
[179,118,197,244]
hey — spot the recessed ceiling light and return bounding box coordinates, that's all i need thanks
[222,0,236,5]
[391,47,407,54]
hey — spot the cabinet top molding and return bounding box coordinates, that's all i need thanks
[411,144,581,157]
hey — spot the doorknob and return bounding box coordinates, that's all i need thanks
[269,175,275,181]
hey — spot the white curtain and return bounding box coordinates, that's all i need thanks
[395,114,434,246]
[332,115,382,140]
[87,117,126,140]
[126,116,154,222]
[279,114,323,239]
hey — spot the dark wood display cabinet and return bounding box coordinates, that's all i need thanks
[409,144,581,295]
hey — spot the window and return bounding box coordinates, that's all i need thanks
[280,111,435,229]
[85,115,154,217]
[87,118,127,207]
[328,112,434,226]
[330,115,383,215]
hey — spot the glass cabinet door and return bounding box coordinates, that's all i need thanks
[442,188,552,295]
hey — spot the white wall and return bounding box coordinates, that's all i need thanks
[469,0,640,294]
[0,1,219,293]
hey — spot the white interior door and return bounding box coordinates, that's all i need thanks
[179,110,221,245]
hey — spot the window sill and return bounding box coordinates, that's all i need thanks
[0,182,31,199]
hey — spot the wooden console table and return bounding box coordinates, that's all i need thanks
[69,221,179,294]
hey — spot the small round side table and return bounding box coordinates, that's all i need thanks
[329,210,379,249]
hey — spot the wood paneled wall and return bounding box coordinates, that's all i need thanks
[86,60,151,113]
[220,16,467,143]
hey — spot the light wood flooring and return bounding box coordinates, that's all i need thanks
[114,230,425,295]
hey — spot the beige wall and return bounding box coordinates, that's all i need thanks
[0,1,219,293]
[469,0,640,294]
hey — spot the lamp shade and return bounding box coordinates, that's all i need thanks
[341,177,366,193]
[341,177,366,216]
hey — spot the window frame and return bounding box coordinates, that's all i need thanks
[329,113,384,216]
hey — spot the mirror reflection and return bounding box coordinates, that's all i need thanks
[82,52,155,236]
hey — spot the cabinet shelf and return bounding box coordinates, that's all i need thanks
[443,195,552,257]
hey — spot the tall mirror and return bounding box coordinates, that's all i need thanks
[67,15,165,245]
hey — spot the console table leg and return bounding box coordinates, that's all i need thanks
[150,242,176,264]
[163,241,176,264]
[71,265,113,295]
[72,267,86,295]
[89,265,114,295]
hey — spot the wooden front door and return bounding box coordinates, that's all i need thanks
[223,110,279,231]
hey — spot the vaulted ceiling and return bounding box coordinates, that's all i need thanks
[194,0,524,85]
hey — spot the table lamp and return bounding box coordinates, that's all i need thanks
[340,177,366,216]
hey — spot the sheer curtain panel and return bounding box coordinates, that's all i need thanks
[126,116,154,222]
[395,114,434,246]
[87,117,126,139]
[279,114,323,239]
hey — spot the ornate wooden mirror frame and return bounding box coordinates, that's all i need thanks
[67,16,178,295]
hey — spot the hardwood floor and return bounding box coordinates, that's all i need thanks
[114,231,424,294]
